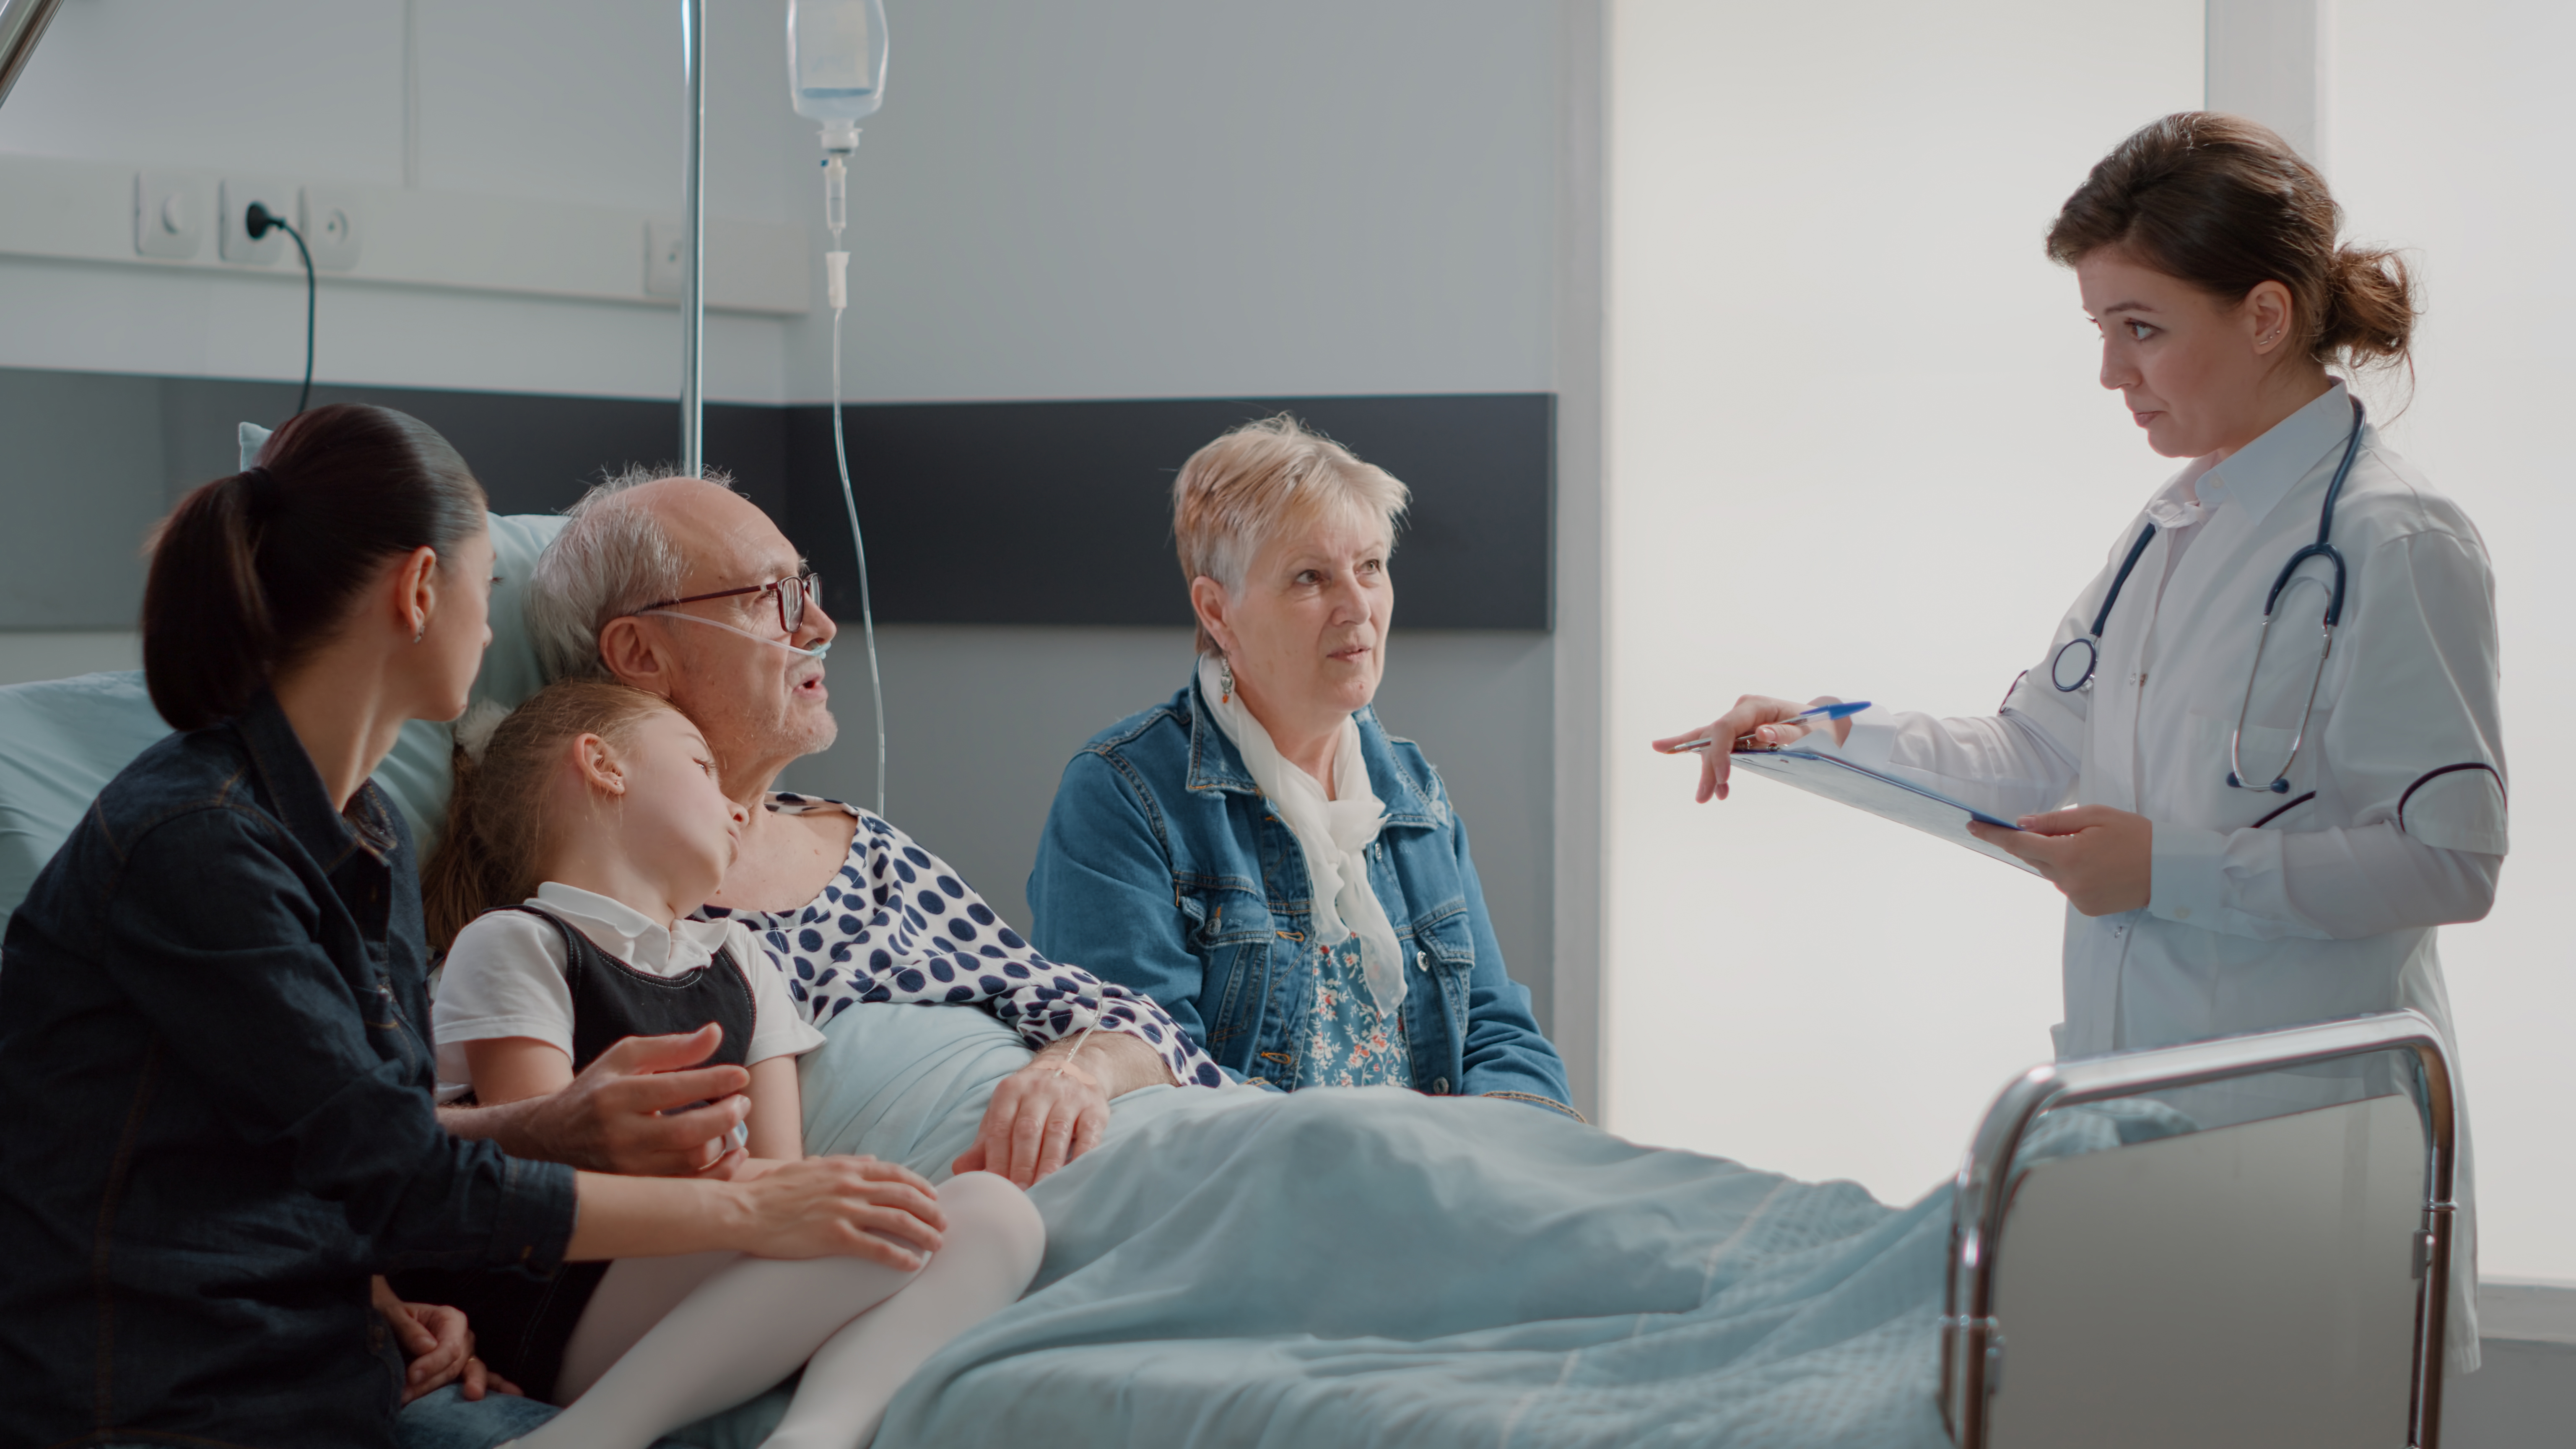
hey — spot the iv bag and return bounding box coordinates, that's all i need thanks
[788,0,888,124]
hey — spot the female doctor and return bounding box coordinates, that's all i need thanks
[1657,114,2506,1366]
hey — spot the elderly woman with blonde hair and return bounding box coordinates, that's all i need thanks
[1027,416,1574,1117]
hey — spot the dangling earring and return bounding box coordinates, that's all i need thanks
[1217,654,1235,704]
[412,615,426,644]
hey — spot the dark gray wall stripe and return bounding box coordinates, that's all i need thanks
[0,367,1551,631]
[784,394,1553,629]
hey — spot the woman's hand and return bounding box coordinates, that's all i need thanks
[1653,696,1852,803]
[1967,805,2152,916]
[441,1024,753,1176]
[370,1276,521,1405]
[733,1156,947,1266]
[953,1044,1114,1188]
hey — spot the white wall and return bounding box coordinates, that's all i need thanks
[777,0,1564,403]
[1602,1,2202,1194]
[0,0,1568,407]
[0,0,802,401]
[2324,0,2576,1282]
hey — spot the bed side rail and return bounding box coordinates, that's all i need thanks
[1940,1009,2457,1449]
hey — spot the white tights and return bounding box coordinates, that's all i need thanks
[507,1171,1044,1449]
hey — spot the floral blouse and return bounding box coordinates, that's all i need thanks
[693,793,1224,1088]
[1294,936,1412,1090]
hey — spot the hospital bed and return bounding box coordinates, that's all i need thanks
[0,510,2457,1446]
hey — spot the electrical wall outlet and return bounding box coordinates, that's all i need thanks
[299,187,361,270]
[133,171,205,259]
[218,177,293,265]
[644,219,688,298]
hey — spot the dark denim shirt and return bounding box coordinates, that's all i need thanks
[0,690,576,1449]
[1029,676,1576,1117]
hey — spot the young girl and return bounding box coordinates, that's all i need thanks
[415,679,1045,1449]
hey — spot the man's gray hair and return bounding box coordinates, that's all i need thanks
[525,465,732,682]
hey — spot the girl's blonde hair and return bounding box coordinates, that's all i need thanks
[422,679,678,953]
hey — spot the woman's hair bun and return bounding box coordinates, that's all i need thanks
[2319,244,2416,371]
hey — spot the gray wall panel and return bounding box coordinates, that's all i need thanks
[0,370,164,629]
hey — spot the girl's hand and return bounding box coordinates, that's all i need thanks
[734,1155,946,1266]
[1967,805,2153,915]
[1653,695,1852,802]
[371,1276,524,1404]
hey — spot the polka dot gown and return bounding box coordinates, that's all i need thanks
[692,793,1225,1088]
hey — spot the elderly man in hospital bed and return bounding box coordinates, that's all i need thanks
[503,469,1227,1189]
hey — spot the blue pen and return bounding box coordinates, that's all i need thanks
[1665,701,1872,753]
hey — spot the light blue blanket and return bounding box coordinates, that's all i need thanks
[664,1002,2142,1449]
[694,1002,2189,1449]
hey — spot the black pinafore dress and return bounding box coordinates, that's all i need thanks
[391,906,757,1402]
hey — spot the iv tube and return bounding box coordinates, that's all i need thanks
[792,0,890,815]
[822,139,886,817]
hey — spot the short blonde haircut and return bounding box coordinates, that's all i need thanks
[1173,415,1410,654]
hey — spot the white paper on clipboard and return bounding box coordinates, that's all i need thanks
[1726,746,2041,875]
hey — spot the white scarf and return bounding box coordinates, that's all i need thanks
[1197,654,1405,1018]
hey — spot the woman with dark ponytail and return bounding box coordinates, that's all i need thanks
[0,405,949,1449]
[1660,114,2504,1368]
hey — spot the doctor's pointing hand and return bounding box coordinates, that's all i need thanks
[1657,112,2506,1366]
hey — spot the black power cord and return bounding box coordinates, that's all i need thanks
[244,201,314,419]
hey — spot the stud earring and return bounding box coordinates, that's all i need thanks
[1217,654,1235,704]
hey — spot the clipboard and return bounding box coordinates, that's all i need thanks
[1726,746,2041,875]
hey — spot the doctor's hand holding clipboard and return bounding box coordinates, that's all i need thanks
[1652,112,2508,1369]
[1653,694,2155,915]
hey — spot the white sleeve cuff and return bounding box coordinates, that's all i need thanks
[428,1013,575,1055]
[1836,715,1900,769]
[737,922,832,1064]
[748,1016,829,1065]
[2148,823,2231,927]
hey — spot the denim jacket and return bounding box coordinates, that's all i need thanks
[1029,675,1576,1117]
[0,690,576,1449]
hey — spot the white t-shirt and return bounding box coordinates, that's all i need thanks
[432,880,827,1101]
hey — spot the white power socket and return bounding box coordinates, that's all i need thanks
[218,177,295,265]
[134,171,205,259]
[644,219,688,298]
[299,187,361,270]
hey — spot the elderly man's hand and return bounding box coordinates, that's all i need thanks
[953,1031,1171,1187]
[440,1025,751,1176]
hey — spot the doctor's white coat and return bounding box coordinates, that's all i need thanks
[1841,381,2506,1369]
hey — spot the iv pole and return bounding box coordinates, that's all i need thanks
[679,0,706,475]
[0,0,68,112]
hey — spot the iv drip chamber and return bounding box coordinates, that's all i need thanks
[788,0,888,134]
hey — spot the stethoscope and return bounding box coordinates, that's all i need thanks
[2048,397,2365,795]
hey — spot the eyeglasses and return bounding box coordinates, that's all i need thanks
[641,571,821,636]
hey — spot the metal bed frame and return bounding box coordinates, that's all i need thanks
[1940,1009,2457,1449]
